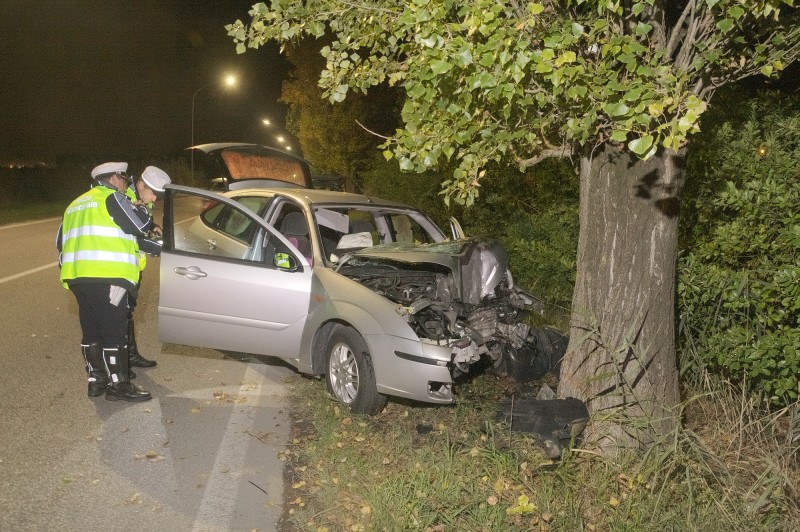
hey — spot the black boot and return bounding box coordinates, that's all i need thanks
[127,318,157,368]
[103,345,152,402]
[81,343,108,397]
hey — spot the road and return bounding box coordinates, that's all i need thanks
[0,216,294,531]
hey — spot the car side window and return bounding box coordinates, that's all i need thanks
[388,214,435,244]
[200,201,224,226]
[171,190,297,269]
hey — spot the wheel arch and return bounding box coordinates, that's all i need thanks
[310,319,347,375]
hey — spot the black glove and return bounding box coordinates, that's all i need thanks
[138,236,163,257]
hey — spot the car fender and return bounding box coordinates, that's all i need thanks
[298,269,420,373]
[300,295,453,404]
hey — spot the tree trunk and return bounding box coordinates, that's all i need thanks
[558,144,683,452]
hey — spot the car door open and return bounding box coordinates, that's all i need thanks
[158,185,313,359]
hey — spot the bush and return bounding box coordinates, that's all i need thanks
[452,159,578,315]
[679,91,800,405]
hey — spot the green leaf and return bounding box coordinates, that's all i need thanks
[628,135,653,155]
[555,51,577,66]
[635,23,653,36]
[648,102,664,117]
[430,59,454,75]
[331,85,349,103]
[455,48,474,67]
[716,18,734,33]
[528,3,545,15]
[603,102,630,117]
[729,6,745,19]
[610,130,628,142]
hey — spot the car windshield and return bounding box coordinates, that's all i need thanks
[312,205,443,261]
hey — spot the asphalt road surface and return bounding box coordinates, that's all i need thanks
[0,215,295,531]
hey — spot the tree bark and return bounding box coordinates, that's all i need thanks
[558,144,683,452]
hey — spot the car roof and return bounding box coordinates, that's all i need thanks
[226,187,417,210]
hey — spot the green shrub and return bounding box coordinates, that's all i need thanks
[679,92,800,405]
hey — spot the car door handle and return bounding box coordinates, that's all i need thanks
[206,239,217,250]
[173,266,208,280]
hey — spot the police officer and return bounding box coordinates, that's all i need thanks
[57,162,156,401]
[125,166,171,370]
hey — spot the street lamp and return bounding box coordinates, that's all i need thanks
[255,116,296,152]
[191,74,237,178]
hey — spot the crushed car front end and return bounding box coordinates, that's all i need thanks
[335,237,553,383]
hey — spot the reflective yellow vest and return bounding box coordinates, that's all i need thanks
[60,186,140,288]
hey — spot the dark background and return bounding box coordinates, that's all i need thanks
[0,0,289,163]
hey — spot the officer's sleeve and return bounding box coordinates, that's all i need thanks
[106,192,153,236]
[56,222,64,266]
[56,223,63,252]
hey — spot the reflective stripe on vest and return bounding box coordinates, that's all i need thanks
[60,186,140,287]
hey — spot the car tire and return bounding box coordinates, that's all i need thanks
[325,325,387,415]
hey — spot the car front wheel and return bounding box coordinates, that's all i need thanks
[325,325,387,415]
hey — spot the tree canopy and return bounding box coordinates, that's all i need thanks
[280,41,401,181]
[229,0,798,205]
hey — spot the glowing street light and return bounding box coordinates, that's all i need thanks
[254,115,296,152]
[191,74,237,177]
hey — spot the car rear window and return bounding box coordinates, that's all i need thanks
[221,150,307,186]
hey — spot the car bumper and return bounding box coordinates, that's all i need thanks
[365,334,455,404]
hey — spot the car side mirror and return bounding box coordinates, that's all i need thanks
[274,252,300,271]
[210,177,229,191]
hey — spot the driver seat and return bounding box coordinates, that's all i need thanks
[279,211,312,262]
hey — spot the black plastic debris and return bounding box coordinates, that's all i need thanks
[501,327,568,382]
[415,423,433,435]
[496,397,589,459]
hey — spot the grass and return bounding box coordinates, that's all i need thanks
[278,369,799,531]
[0,202,67,225]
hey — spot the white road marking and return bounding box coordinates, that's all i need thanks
[191,365,273,532]
[0,262,59,285]
[0,217,61,230]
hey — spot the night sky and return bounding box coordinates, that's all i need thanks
[2,2,796,164]
[0,0,289,162]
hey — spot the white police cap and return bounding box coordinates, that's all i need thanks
[140,166,171,194]
[91,162,128,179]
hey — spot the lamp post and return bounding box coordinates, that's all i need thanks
[191,74,237,178]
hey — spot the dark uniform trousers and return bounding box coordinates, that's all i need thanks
[70,283,129,346]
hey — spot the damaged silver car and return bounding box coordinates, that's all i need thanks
[159,184,560,414]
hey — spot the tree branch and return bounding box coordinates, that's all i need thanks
[517,146,573,168]
[355,119,390,140]
[666,0,695,58]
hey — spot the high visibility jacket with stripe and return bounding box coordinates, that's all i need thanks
[59,186,141,294]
